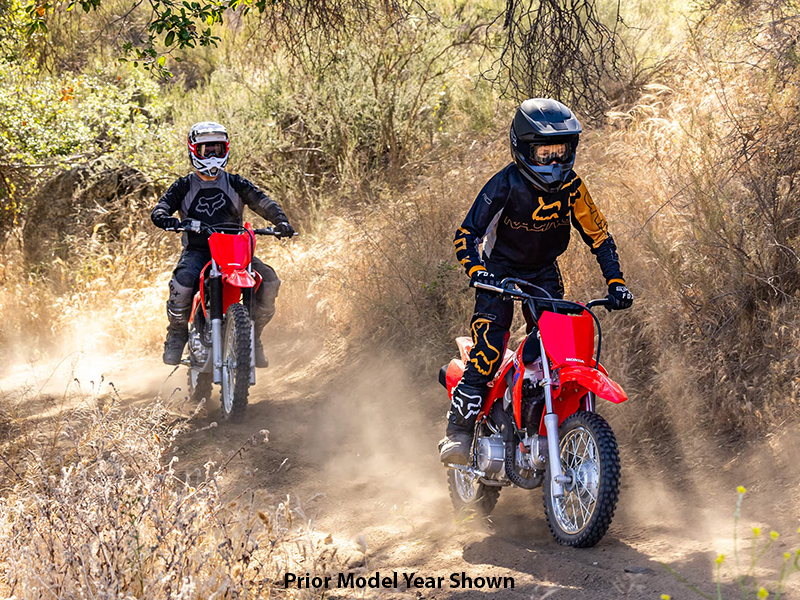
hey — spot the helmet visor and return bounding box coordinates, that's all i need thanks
[531,143,572,165]
[198,141,228,158]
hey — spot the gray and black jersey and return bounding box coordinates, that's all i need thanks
[150,172,288,250]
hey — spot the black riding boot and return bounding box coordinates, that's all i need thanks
[438,382,486,464]
[163,303,191,365]
[252,312,273,369]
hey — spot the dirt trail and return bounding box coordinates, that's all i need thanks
[7,340,800,599]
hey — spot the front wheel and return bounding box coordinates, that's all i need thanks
[543,411,620,547]
[220,303,252,422]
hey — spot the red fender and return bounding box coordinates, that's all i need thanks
[536,365,627,436]
[224,269,256,288]
[557,365,628,404]
[445,359,465,396]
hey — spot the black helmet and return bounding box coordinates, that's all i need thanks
[510,98,582,193]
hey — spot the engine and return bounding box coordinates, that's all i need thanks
[476,433,505,478]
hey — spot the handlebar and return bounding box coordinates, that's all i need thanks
[477,277,613,369]
[475,278,615,312]
[165,221,298,238]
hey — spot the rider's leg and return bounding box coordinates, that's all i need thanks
[520,260,566,341]
[251,257,281,368]
[163,249,210,365]
[439,289,514,464]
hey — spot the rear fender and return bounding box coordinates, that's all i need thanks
[444,359,464,399]
[456,336,472,363]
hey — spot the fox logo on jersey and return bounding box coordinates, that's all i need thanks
[195,192,227,217]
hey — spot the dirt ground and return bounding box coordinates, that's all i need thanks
[5,335,800,600]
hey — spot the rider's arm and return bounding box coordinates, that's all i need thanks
[454,168,510,276]
[150,176,190,229]
[229,174,290,225]
[570,178,625,284]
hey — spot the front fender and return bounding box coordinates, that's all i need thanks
[558,365,627,404]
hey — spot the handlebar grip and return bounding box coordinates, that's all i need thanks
[586,296,615,311]
[473,282,503,293]
[254,228,300,237]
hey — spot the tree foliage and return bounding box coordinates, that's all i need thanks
[2,0,624,112]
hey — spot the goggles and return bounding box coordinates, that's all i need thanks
[531,142,572,165]
[197,141,228,158]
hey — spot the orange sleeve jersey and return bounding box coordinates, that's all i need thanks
[454,163,624,284]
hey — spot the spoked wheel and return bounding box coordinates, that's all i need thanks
[543,411,620,547]
[220,303,251,422]
[447,468,501,517]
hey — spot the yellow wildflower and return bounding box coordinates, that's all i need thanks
[737,485,747,494]
[661,596,671,600]
[770,531,780,540]
[758,587,769,599]
[716,554,725,565]
[784,552,791,560]
[753,527,762,537]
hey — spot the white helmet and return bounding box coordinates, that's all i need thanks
[188,121,229,177]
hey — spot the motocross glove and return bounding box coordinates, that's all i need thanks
[608,282,634,310]
[469,270,502,294]
[274,221,295,238]
[180,219,203,234]
[162,217,182,231]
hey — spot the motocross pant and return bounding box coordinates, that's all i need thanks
[460,260,564,391]
[166,248,281,335]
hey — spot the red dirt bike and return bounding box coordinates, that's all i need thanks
[170,221,284,422]
[439,278,627,547]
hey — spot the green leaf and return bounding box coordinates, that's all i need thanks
[165,30,175,46]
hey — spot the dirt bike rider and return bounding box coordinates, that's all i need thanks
[151,121,295,367]
[439,98,634,465]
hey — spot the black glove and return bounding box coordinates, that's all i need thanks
[274,221,295,238]
[469,270,502,293]
[608,282,634,310]
[162,217,182,231]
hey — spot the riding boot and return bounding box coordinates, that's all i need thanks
[252,310,273,369]
[163,302,191,366]
[438,382,486,465]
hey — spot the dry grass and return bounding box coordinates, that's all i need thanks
[0,373,339,598]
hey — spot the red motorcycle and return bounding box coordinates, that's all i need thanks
[172,222,284,422]
[440,278,627,547]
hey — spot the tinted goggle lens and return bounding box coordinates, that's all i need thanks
[198,142,227,158]
[531,143,571,165]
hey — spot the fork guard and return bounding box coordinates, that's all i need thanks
[557,365,628,404]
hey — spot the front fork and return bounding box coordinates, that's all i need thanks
[538,331,571,499]
[243,263,256,385]
[210,260,223,384]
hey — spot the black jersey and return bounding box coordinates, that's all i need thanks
[454,162,624,284]
[150,172,288,250]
